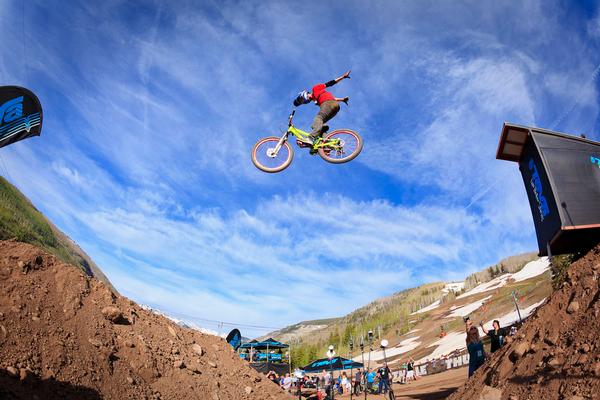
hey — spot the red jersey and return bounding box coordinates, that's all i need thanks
[312,83,335,106]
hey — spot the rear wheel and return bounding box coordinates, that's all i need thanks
[251,136,293,173]
[318,129,363,164]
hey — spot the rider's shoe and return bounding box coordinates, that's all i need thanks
[298,136,314,145]
[308,133,322,143]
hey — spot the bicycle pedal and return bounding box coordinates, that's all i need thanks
[309,148,318,155]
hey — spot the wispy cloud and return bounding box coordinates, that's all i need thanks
[0,0,599,337]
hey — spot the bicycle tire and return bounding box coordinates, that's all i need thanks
[388,389,396,400]
[251,136,294,173]
[318,129,363,164]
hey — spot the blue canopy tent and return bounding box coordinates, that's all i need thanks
[302,356,363,372]
[239,338,289,361]
[239,338,290,376]
[239,338,289,350]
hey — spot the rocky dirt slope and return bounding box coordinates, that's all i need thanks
[448,245,600,400]
[0,240,289,400]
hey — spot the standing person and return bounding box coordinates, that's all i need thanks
[293,70,351,144]
[322,369,332,397]
[341,372,350,394]
[408,357,418,380]
[366,368,376,393]
[400,360,407,384]
[354,368,362,395]
[283,373,294,392]
[377,364,390,394]
[465,318,486,377]
[480,320,507,353]
[405,357,415,382]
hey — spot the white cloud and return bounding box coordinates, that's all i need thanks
[0,0,598,337]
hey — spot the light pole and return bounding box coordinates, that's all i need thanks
[366,330,374,399]
[511,290,523,323]
[380,339,391,395]
[327,345,336,400]
[349,336,354,400]
[360,336,367,400]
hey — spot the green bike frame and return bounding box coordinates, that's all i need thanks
[271,110,342,157]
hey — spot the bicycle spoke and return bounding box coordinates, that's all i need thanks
[252,137,293,172]
[319,129,362,163]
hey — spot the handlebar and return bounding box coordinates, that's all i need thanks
[288,110,295,126]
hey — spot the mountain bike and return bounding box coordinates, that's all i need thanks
[251,110,363,173]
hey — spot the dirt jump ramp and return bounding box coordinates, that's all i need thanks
[448,244,600,400]
[0,240,288,400]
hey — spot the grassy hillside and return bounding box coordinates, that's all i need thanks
[284,254,547,368]
[287,282,446,368]
[0,176,115,291]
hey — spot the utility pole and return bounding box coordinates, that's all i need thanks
[349,336,354,400]
[360,336,366,400]
[366,330,374,400]
[511,291,523,323]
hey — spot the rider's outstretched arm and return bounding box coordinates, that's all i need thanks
[325,70,351,87]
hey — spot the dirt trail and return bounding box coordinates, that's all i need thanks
[448,244,600,400]
[0,240,289,400]
[329,367,467,399]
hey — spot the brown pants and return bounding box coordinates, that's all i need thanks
[311,100,340,136]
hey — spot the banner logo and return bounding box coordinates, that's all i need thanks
[0,96,41,141]
[528,159,550,222]
[0,96,23,124]
[591,156,600,168]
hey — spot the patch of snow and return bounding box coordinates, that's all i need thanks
[481,298,546,329]
[442,282,465,293]
[410,300,441,315]
[360,336,421,362]
[457,275,511,299]
[457,258,549,300]
[512,258,550,282]
[445,295,492,318]
[416,332,466,363]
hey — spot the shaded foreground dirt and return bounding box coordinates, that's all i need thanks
[449,244,600,400]
[0,240,289,399]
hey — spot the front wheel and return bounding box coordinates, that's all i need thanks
[251,136,294,173]
[318,129,363,164]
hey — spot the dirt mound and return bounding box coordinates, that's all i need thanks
[448,245,600,400]
[0,240,289,400]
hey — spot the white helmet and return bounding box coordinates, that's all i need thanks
[293,90,311,107]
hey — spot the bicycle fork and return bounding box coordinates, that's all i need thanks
[269,132,289,158]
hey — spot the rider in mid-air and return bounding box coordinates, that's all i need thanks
[293,70,351,144]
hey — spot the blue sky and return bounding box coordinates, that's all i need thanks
[1,0,600,337]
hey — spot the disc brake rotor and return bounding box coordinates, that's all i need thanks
[266,148,277,158]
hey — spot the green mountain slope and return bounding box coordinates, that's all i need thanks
[0,176,115,292]
[274,254,544,368]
